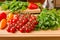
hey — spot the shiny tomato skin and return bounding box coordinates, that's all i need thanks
[19,28,24,33]
[7,26,11,32]
[0,12,7,20]
[28,3,38,9]
[10,27,16,33]
[25,28,31,33]
[22,18,28,24]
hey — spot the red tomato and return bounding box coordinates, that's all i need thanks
[0,14,2,21]
[16,25,20,30]
[0,12,7,20]
[19,27,25,33]
[30,24,35,30]
[28,3,38,9]
[7,26,11,32]
[22,18,28,24]
[25,28,31,33]
[10,27,16,33]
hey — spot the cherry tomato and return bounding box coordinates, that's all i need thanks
[16,25,20,30]
[10,27,16,33]
[16,21,20,24]
[22,18,28,24]
[7,26,11,32]
[30,24,35,29]
[12,19,17,23]
[12,23,15,26]
[31,16,36,20]
[19,28,24,33]
[25,24,29,27]
[29,18,33,22]
[25,28,31,33]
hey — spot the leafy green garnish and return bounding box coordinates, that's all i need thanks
[36,9,60,30]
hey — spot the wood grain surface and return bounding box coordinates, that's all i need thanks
[0,29,60,37]
[0,37,60,40]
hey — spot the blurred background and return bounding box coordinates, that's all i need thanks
[0,0,60,9]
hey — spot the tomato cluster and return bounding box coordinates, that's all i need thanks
[7,14,38,33]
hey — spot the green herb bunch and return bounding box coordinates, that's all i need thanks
[36,9,60,30]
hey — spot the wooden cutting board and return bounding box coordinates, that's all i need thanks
[0,29,60,37]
